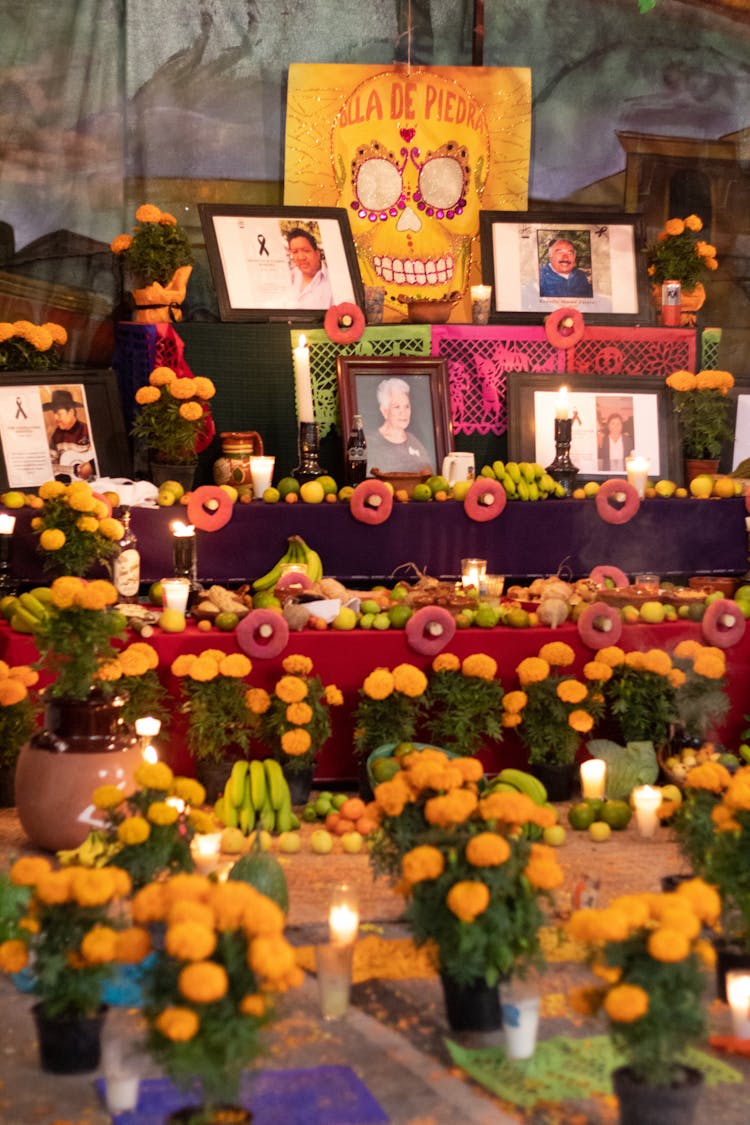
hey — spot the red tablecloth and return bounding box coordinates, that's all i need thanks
[3,618,748,784]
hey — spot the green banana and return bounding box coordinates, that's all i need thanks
[19,592,49,621]
[263,758,289,811]
[252,535,308,591]
[487,781,520,795]
[274,798,293,834]
[11,608,41,634]
[305,548,323,583]
[496,768,547,805]
[239,802,256,834]
[259,797,276,833]
[249,759,267,809]
[229,760,250,807]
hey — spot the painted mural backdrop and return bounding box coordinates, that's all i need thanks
[0,0,747,359]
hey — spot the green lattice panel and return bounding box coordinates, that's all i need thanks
[291,326,431,437]
[701,327,723,370]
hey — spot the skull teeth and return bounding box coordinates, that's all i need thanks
[374,254,454,286]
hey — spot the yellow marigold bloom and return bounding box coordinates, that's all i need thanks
[363,667,395,700]
[149,365,176,386]
[118,816,151,846]
[538,642,575,667]
[40,528,65,551]
[402,845,445,885]
[624,651,646,671]
[156,1006,200,1041]
[374,773,414,817]
[99,517,125,541]
[92,784,125,810]
[36,869,73,905]
[0,939,29,974]
[674,878,722,927]
[168,901,216,931]
[179,401,203,422]
[38,479,67,500]
[42,321,67,346]
[171,653,196,678]
[219,653,252,678]
[424,788,478,827]
[684,760,731,793]
[81,925,118,964]
[66,488,97,513]
[516,656,550,686]
[596,646,626,668]
[173,777,206,807]
[524,843,563,889]
[136,203,162,222]
[433,652,460,673]
[240,891,286,937]
[724,769,750,812]
[406,758,461,791]
[166,921,217,963]
[148,800,179,826]
[131,882,168,925]
[135,760,174,791]
[179,958,229,1003]
[281,728,311,756]
[249,934,298,985]
[453,756,484,783]
[240,993,266,1017]
[683,213,703,232]
[479,789,537,825]
[71,867,120,906]
[648,927,690,962]
[0,679,26,705]
[569,709,594,733]
[117,648,150,677]
[115,926,152,964]
[466,832,511,867]
[10,856,52,887]
[502,690,528,714]
[585,907,632,944]
[275,674,308,703]
[642,649,672,676]
[392,663,428,697]
[461,653,497,680]
[583,660,612,682]
[246,687,271,714]
[446,880,490,923]
[286,701,313,725]
[282,654,312,675]
[567,909,600,945]
[691,651,725,680]
[168,377,197,401]
[110,233,133,254]
[204,882,254,932]
[189,656,220,682]
[664,217,685,237]
[74,515,98,534]
[557,679,587,705]
[191,376,216,399]
[324,684,343,706]
[135,384,161,405]
[604,983,649,1023]
[188,810,215,835]
[82,579,118,610]
[608,894,651,930]
[127,641,159,670]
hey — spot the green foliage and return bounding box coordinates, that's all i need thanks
[602,665,677,746]
[180,675,251,763]
[0,695,37,767]
[422,669,504,756]
[35,603,125,701]
[0,873,30,941]
[671,387,734,460]
[255,673,332,773]
[353,691,425,760]
[125,218,193,287]
[35,493,120,577]
[118,668,171,734]
[131,388,202,465]
[517,674,603,766]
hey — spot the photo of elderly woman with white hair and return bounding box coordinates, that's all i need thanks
[364,376,435,474]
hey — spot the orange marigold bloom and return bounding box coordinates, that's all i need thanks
[452,756,484,783]
[524,843,563,889]
[516,656,550,686]
[149,365,176,386]
[685,761,731,793]
[392,663,428,697]
[596,646,626,668]
[135,203,162,222]
[218,653,252,678]
[402,845,445,885]
[674,879,722,927]
[501,712,522,728]
[446,880,490,922]
[156,1006,199,1041]
[135,384,160,405]
[110,233,133,253]
[0,939,29,974]
[604,982,649,1023]
[374,773,413,817]
[465,832,511,867]
[115,927,152,964]
[424,788,478,827]
[282,654,313,675]
[556,679,587,705]
[165,921,217,962]
[461,652,497,680]
[569,709,594,734]
[280,728,311,756]
[664,217,685,237]
[432,652,460,673]
[584,660,612,682]
[275,675,308,703]
[648,927,690,962]
[240,993,267,1017]
[502,690,528,714]
[286,701,313,725]
[363,668,395,700]
[538,642,575,667]
[246,687,271,714]
[179,960,228,1004]
[81,925,119,964]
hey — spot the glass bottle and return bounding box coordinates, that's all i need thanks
[112,509,141,603]
[346,414,367,486]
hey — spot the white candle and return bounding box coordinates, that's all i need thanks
[580,759,607,800]
[170,521,195,538]
[191,832,223,875]
[555,386,570,420]
[632,785,662,838]
[135,716,161,739]
[626,455,650,499]
[461,558,487,591]
[293,334,315,423]
[249,455,276,496]
[161,577,190,614]
[329,903,359,946]
[0,513,16,534]
[726,971,750,1039]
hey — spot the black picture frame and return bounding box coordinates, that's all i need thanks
[198,204,365,323]
[336,356,454,478]
[0,369,130,489]
[479,209,647,325]
[507,372,681,484]
[725,377,750,474]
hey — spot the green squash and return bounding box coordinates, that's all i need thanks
[228,837,289,913]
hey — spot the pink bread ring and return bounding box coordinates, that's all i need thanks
[350,479,393,525]
[236,609,290,659]
[577,601,623,650]
[701,598,747,649]
[274,570,314,595]
[187,485,234,531]
[92,491,112,518]
[324,302,366,345]
[405,605,456,656]
[464,477,507,522]
[589,564,630,589]
[595,478,640,525]
[545,307,584,349]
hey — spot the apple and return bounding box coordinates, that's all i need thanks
[341,831,364,854]
[310,829,333,854]
[332,605,357,630]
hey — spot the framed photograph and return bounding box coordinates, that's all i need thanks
[336,356,453,477]
[479,210,646,325]
[726,378,750,474]
[198,204,365,323]
[0,369,130,490]
[507,373,681,483]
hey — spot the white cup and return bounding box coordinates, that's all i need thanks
[161,577,190,614]
[501,989,540,1060]
[249,455,275,497]
[442,452,475,486]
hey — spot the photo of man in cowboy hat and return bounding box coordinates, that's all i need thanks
[43,386,96,481]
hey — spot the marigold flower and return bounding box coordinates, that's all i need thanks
[286,701,313,725]
[424,788,478,827]
[179,960,228,1004]
[673,638,702,660]
[248,934,297,981]
[683,214,703,232]
[433,652,460,673]
[118,816,151,846]
[282,654,312,676]
[648,927,691,962]
[172,777,206,807]
[131,882,168,925]
[556,678,587,705]
[666,369,697,392]
[281,728,311,756]
[168,377,197,401]
[691,650,725,679]
[75,515,99,534]
[36,869,73,905]
[664,217,685,237]
[38,480,67,501]
[115,926,152,964]
[191,376,216,399]
[684,760,731,793]
[524,843,564,889]
[275,675,308,703]
[583,660,612,682]
[452,756,484,783]
[218,653,252,678]
[136,203,163,222]
[240,993,267,1017]
[568,709,594,733]
[149,365,176,386]
[246,687,271,714]
[392,663,428,697]
[117,647,151,677]
[596,646,626,668]
[402,845,445,885]
[674,878,722,927]
[0,678,27,705]
[516,656,550,686]
[81,925,118,964]
[568,984,605,1016]
[240,890,285,937]
[67,488,97,513]
[363,668,395,700]
[446,880,490,922]
[604,982,649,1023]
[0,939,29,974]
[538,642,575,667]
[148,800,180,826]
[166,921,217,962]
[40,528,65,551]
[135,760,174,791]
[110,233,133,254]
[99,517,125,541]
[642,649,672,676]
[374,773,414,817]
[465,832,511,867]
[188,655,220,682]
[156,1006,200,1041]
[724,768,750,812]
[461,653,497,680]
[92,784,125,810]
[502,712,522,728]
[324,684,343,706]
[502,690,527,714]
[10,856,52,887]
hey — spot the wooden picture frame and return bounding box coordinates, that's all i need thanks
[198,204,365,323]
[336,356,454,477]
[479,209,646,325]
[507,373,681,483]
[0,369,131,490]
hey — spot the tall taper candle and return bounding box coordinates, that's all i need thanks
[293,334,315,423]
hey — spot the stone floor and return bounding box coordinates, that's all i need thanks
[0,807,748,1125]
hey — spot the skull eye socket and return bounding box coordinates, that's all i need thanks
[355,157,403,211]
[418,156,465,210]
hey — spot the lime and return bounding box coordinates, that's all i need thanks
[543,825,566,847]
[567,801,597,830]
[158,608,186,633]
[505,607,530,629]
[412,483,432,501]
[474,604,499,628]
[393,741,416,758]
[427,474,450,496]
[337,486,354,502]
[313,796,332,817]
[372,612,391,630]
[214,611,239,632]
[331,793,348,810]
[371,757,401,783]
[253,590,281,609]
[302,804,318,823]
[262,487,280,503]
[388,603,413,628]
[451,480,472,501]
[148,580,163,606]
[107,610,128,635]
[599,799,632,830]
[310,829,333,855]
[316,475,338,496]
[589,821,612,842]
[299,480,325,504]
[584,797,605,817]
[277,477,300,498]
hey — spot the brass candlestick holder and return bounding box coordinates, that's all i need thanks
[546,418,579,497]
[293,421,324,484]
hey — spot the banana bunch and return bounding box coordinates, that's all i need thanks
[9,589,52,635]
[214,759,300,836]
[252,534,323,591]
[479,460,565,501]
[485,768,551,840]
[57,829,119,868]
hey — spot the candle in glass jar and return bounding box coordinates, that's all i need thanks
[632,785,662,837]
[328,883,359,946]
[461,558,487,591]
[293,334,315,423]
[555,386,570,420]
[191,832,223,875]
[726,971,750,1039]
[626,454,650,498]
[0,513,16,534]
[580,759,607,800]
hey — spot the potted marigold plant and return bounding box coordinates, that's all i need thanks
[352,662,428,797]
[33,478,124,578]
[665,368,735,465]
[369,747,560,1032]
[421,651,504,756]
[132,364,216,486]
[567,879,721,1120]
[0,856,143,1074]
[246,653,343,805]
[0,660,39,806]
[96,638,171,734]
[110,203,193,324]
[0,319,68,371]
[503,641,604,800]
[130,870,304,1124]
[647,213,718,324]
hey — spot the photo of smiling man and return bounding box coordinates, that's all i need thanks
[539,234,593,298]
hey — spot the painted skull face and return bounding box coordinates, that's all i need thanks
[332,71,490,310]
